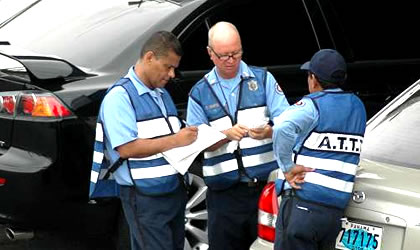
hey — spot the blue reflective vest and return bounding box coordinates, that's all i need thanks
[89,78,181,198]
[295,91,366,209]
[190,66,277,190]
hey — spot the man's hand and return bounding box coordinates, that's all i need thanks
[223,124,249,141]
[175,126,198,147]
[248,124,272,140]
[284,164,315,189]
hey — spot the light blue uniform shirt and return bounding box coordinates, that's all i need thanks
[187,61,289,125]
[100,66,167,185]
[272,88,342,189]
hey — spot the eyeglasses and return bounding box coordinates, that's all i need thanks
[208,46,243,61]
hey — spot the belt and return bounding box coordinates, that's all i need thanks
[281,189,295,197]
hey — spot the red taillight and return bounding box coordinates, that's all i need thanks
[20,94,72,117]
[0,92,72,117]
[257,182,279,242]
[21,94,35,115]
[0,177,6,186]
[0,95,16,115]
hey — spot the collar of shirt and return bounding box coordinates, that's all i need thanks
[125,66,167,116]
[324,88,343,92]
[125,66,164,97]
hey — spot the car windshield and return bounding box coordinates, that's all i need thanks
[0,0,178,70]
[361,81,420,169]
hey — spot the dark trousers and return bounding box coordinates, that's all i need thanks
[119,185,187,250]
[274,194,344,250]
[207,182,264,250]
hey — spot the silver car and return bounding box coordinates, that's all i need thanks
[250,79,420,250]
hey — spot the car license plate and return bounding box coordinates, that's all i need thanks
[335,220,383,250]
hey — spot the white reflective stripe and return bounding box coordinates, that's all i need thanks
[95,123,103,142]
[237,106,269,128]
[130,164,178,179]
[130,153,163,161]
[203,159,238,177]
[137,118,171,139]
[239,137,272,149]
[168,116,181,133]
[204,137,272,159]
[90,170,99,183]
[204,141,237,158]
[209,116,232,131]
[258,209,277,228]
[91,168,115,182]
[304,172,354,193]
[93,151,104,164]
[303,132,363,154]
[242,151,275,168]
[295,155,358,175]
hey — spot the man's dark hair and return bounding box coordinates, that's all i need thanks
[140,31,183,59]
[311,72,342,89]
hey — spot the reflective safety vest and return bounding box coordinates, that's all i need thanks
[290,91,366,209]
[89,78,181,198]
[190,66,277,190]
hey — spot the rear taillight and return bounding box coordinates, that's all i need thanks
[0,92,72,117]
[0,177,6,186]
[0,95,16,115]
[257,182,278,242]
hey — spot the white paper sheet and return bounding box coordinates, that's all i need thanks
[162,124,226,175]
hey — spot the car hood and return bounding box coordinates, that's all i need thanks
[348,158,420,225]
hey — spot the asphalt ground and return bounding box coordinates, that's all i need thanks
[0,225,115,250]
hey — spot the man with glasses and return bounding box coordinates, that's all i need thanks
[186,21,289,250]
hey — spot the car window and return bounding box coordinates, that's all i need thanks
[361,83,420,169]
[179,0,319,71]
[325,1,420,60]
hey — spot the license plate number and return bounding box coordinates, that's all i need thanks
[335,220,383,250]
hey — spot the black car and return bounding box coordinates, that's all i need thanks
[0,0,419,249]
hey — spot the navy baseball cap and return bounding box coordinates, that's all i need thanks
[300,49,347,84]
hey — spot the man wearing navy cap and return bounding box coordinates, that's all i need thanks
[273,49,367,250]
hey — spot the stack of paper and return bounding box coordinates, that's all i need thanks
[162,124,226,175]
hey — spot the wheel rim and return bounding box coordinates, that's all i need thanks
[184,174,209,250]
